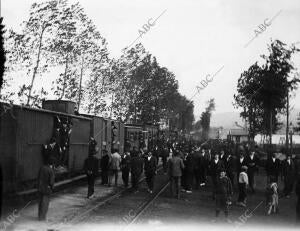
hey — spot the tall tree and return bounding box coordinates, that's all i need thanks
[6,0,72,105]
[0,17,5,91]
[200,99,215,140]
[234,40,300,144]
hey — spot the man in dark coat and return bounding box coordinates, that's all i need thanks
[161,146,169,174]
[144,151,157,193]
[193,148,201,189]
[236,152,248,175]
[295,175,300,223]
[0,163,2,219]
[130,152,144,192]
[246,150,260,193]
[210,153,224,199]
[37,158,55,221]
[199,148,208,186]
[60,122,71,166]
[84,151,99,199]
[152,145,160,165]
[282,155,296,198]
[121,151,131,188]
[219,149,227,162]
[225,152,236,188]
[265,153,281,183]
[168,151,185,199]
[183,151,194,193]
[43,137,61,168]
[100,150,110,185]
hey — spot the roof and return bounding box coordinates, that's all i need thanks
[229,128,249,136]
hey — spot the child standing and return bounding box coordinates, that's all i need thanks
[215,169,233,221]
[237,166,248,207]
[266,176,279,215]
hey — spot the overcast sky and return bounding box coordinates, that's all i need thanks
[1,0,300,119]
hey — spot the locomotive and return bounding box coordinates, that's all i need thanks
[0,100,159,195]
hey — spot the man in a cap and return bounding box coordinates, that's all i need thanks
[295,175,300,223]
[121,151,131,188]
[282,155,296,198]
[100,150,110,185]
[246,149,259,193]
[84,148,99,199]
[210,153,224,199]
[266,152,280,183]
[37,158,55,221]
[168,151,185,199]
[144,151,157,193]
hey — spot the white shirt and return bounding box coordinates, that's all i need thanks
[239,172,248,185]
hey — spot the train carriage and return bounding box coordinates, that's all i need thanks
[0,101,91,194]
[0,100,158,195]
[89,116,124,158]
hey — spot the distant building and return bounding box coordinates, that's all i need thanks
[227,128,249,143]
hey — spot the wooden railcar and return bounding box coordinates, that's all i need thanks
[0,100,156,195]
[0,102,91,194]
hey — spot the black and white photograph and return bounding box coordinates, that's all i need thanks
[0,0,300,230]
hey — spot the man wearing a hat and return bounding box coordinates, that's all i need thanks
[37,157,55,221]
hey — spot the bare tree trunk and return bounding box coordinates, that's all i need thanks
[60,55,69,100]
[27,25,47,106]
[77,57,84,112]
[110,93,114,118]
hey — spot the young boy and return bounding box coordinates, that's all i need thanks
[237,166,248,207]
[215,169,233,221]
[266,176,279,215]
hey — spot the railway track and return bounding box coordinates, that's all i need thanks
[126,181,170,226]
[44,165,168,230]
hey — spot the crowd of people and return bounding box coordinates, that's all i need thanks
[36,137,300,224]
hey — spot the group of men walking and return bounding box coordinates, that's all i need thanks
[167,142,300,222]
[36,137,300,224]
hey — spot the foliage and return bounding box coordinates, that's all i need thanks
[199,99,215,140]
[0,17,5,90]
[234,40,300,143]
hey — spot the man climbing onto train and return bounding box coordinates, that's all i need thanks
[43,137,61,168]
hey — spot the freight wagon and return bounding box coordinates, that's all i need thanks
[0,100,158,195]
